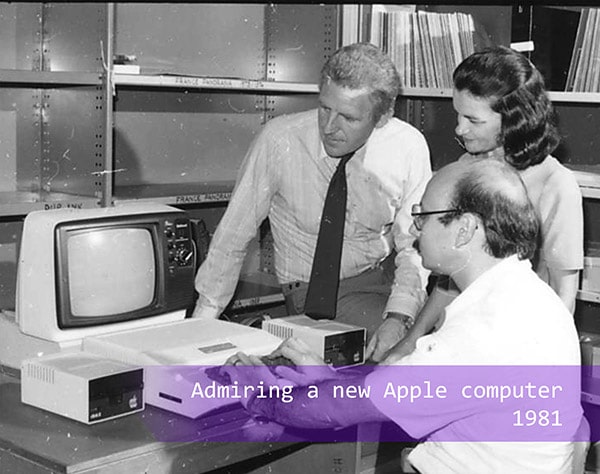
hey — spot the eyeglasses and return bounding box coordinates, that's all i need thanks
[411,204,461,231]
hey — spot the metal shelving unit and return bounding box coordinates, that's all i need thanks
[106,4,334,208]
[0,3,109,217]
[0,3,335,214]
[400,87,600,104]
[0,70,103,86]
[109,73,318,207]
[568,165,600,306]
[568,165,600,199]
[579,290,600,304]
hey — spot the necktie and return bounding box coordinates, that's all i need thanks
[304,152,354,320]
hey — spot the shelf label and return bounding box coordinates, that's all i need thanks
[173,76,262,90]
[175,193,231,204]
[43,202,85,210]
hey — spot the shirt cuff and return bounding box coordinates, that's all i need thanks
[383,292,426,320]
[191,298,221,319]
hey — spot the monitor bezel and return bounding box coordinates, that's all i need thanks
[54,216,165,329]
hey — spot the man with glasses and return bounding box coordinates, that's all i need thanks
[370,46,583,363]
[410,204,461,232]
[225,158,584,473]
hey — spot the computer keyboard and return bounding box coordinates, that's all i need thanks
[205,354,296,386]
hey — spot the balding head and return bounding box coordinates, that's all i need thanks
[429,158,539,260]
[432,159,531,205]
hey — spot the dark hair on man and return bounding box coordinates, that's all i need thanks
[321,42,401,122]
[453,46,559,170]
[439,160,539,260]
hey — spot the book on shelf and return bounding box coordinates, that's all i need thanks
[417,11,436,88]
[579,9,595,91]
[362,7,475,88]
[590,11,600,92]
[566,8,600,92]
[341,4,372,45]
[411,13,423,89]
[341,4,360,46]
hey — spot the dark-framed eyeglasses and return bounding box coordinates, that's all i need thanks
[411,204,461,231]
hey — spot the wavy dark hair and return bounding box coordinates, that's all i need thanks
[321,42,401,122]
[453,46,559,170]
[439,160,539,260]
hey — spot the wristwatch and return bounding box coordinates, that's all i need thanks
[385,312,415,331]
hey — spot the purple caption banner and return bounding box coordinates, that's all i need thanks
[141,365,590,443]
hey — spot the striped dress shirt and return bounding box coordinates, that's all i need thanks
[194,109,432,320]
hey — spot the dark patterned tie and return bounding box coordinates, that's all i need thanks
[304,152,354,319]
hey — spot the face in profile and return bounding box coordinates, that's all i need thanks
[453,89,502,156]
[318,80,385,158]
[410,174,458,274]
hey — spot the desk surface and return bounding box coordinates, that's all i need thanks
[0,373,359,474]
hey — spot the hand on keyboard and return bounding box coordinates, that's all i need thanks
[260,353,296,368]
[205,365,234,386]
[271,337,338,385]
[205,353,296,387]
[208,337,338,389]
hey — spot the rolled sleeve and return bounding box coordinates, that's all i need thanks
[194,125,278,317]
[384,136,431,318]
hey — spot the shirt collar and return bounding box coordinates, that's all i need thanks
[318,140,367,162]
[447,255,531,315]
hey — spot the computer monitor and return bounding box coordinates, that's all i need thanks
[0,203,196,368]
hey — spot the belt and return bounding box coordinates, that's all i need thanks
[282,266,382,292]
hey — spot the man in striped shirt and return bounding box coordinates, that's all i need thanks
[192,43,431,358]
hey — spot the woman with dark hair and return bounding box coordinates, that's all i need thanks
[452,46,583,311]
[368,46,583,362]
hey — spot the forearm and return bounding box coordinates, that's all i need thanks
[193,240,248,317]
[247,377,387,429]
[406,283,458,340]
[191,293,223,319]
[385,247,429,318]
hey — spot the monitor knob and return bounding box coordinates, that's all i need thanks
[174,247,193,266]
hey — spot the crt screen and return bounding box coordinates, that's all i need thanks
[67,227,156,316]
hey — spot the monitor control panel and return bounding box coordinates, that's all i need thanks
[159,213,195,309]
[164,218,195,269]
